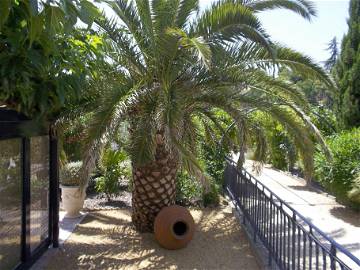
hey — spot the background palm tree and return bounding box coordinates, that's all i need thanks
[79,0,332,232]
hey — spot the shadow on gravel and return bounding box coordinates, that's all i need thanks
[39,208,260,270]
[330,206,360,227]
[287,185,323,194]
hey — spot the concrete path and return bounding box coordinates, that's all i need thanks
[59,211,87,245]
[243,160,360,268]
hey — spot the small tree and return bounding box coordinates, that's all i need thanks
[323,37,339,71]
[335,0,360,128]
[95,148,130,201]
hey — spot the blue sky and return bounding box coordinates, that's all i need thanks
[200,0,350,63]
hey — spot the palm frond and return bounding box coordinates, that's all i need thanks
[176,0,199,28]
[190,1,272,53]
[95,14,146,75]
[104,0,150,59]
[246,0,317,21]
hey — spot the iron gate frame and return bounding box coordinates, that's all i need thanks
[0,109,59,270]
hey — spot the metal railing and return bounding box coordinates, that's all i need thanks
[224,158,360,270]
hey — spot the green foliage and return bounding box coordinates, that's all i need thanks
[314,128,360,208]
[0,0,102,119]
[60,161,83,186]
[79,0,332,193]
[323,37,339,71]
[310,106,337,136]
[202,180,221,207]
[175,170,220,207]
[250,112,297,171]
[95,148,130,201]
[176,171,203,206]
[267,123,296,171]
[334,0,360,128]
[278,68,334,108]
[201,143,227,185]
[62,115,92,161]
[348,173,360,205]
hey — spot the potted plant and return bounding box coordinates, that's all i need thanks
[60,161,85,218]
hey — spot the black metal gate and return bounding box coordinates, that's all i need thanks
[0,109,59,270]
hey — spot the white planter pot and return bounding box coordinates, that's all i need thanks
[61,185,86,218]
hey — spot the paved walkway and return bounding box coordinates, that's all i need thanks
[243,160,360,268]
[59,211,87,244]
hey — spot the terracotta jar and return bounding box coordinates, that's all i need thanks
[154,205,195,250]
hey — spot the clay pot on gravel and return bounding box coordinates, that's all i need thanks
[154,205,195,250]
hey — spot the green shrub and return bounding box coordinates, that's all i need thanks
[348,173,360,204]
[175,140,227,207]
[176,171,203,206]
[314,128,360,209]
[176,170,220,207]
[95,148,130,201]
[202,180,221,207]
[201,143,227,185]
[249,112,298,171]
[60,161,83,186]
[310,106,338,136]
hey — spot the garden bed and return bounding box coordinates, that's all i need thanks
[83,191,132,210]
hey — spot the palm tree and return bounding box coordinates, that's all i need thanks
[81,0,332,232]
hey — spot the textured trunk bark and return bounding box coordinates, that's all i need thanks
[131,134,178,232]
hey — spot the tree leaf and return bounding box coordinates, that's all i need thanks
[78,0,100,27]
[29,14,43,46]
[0,0,12,30]
[44,5,65,34]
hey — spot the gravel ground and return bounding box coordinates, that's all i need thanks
[36,206,259,270]
[83,191,132,210]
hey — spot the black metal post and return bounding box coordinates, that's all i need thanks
[49,133,59,248]
[330,244,336,270]
[21,138,31,262]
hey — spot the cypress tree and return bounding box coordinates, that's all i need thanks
[336,0,360,128]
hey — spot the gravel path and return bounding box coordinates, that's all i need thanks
[35,206,260,270]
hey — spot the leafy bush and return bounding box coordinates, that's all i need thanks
[176,171,203,206]
[201,143,227,185]
[310,106,338,136]
[250,112,297,171]
[95,148,130,201]
[176,170,221,207]
[267,123,296,171]
[314,128,360,209]
[60,161,83,186]
[202,180,221,207]
[348,173,360,205]
[0,0,101,118]
[198,143,225,206]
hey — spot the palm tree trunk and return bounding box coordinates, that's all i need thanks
[131,134,178,232]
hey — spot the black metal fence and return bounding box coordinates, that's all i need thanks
[224,158,360,270]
